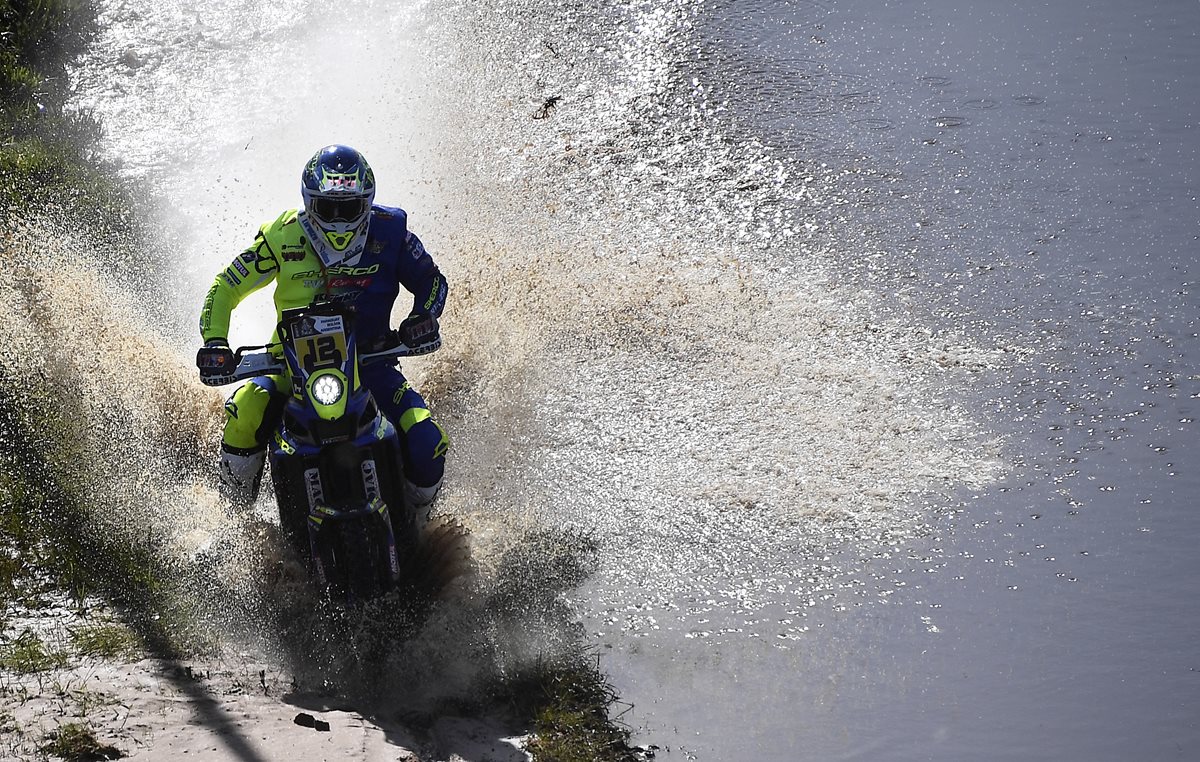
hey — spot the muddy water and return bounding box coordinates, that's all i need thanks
[64,0,1199,759]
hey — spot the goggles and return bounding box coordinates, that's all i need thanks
[310,195,369,224]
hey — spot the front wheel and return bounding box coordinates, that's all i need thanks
[325,511,398,606]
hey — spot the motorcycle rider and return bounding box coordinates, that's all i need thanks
[196,144,449,510]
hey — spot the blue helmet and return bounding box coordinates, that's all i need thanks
[300,145,376,265]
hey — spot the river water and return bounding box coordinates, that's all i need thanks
[63,0,1198,759]
[598,2,1199,760]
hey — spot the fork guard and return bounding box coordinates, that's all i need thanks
[307,496,401,592]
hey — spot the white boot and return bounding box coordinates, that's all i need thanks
[405,476,443,514]
[219,448,266,507]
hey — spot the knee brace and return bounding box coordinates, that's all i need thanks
[399,414,450,489]
[219,376,286,507]
[221,375,286,451]
[219,447,266,507]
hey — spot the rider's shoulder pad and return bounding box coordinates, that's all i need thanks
[270,208,302,230]
[370,204,408,228]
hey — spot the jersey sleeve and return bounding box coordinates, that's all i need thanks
[399,230,448,318]
[198,227,280,341]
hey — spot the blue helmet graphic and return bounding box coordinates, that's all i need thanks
[300,145,376,265]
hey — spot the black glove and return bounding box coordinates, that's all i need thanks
[397,313,440,347]
[196,338,235,378]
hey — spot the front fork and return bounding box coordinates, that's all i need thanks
[304,458,402,588]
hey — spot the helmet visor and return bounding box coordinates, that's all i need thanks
[310,196,369,224]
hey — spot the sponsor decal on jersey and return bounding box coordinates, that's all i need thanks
[239,251,256,264]
[406,231,427,260]
[281,242,307,261]
[290,263,381,280]
[330,263,380,276]
[368,239,385,254]
[423,274,443,311]
[232,258,249,278]
[328,276,373,289]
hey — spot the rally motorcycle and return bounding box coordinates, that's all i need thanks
[201,300,439,607]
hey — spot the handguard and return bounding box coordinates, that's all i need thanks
[359,331,442,365]
[198,346,285,386]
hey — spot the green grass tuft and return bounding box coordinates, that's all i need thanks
[70,623,142,660]
[495,653,646,762]
[0,630,68,673]
[41,722,122,761]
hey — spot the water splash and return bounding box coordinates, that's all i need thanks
[31,0,1009,686]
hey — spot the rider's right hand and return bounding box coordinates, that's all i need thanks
[197,338,235,378]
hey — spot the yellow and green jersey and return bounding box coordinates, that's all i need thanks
[199,205,446,346]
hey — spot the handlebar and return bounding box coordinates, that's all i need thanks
[198,336,442,387]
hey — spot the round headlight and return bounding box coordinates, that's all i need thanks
[311,374,344,406]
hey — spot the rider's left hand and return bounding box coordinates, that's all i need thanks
[398,313,440,346]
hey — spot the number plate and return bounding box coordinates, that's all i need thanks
[293,314,347,373]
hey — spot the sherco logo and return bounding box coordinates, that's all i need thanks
[291,263,381,279]
[329,264,380,276]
